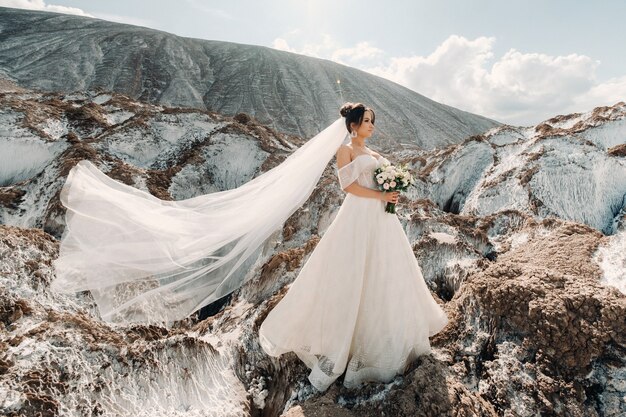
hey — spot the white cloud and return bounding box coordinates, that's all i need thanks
[271,33,626,125]
[573,75,626,112]
[1,1,156,32]
[91,12,155,28]
[272,34,382,66]
[331,41,384,63]
[184,0,234,20]
[286,34,339,60]
[272,38,297,54]
[367,35,496,112]
[0,0,93,17]
[365,35,623,125]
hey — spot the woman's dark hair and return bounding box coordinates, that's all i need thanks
[339,102,375,134]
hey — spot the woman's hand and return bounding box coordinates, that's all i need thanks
[380,191,399,203]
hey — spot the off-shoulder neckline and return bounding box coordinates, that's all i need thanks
[338,153,387,172]
[350,153,380,162]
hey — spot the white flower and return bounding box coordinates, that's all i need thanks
[383,183,390,190]
[377,178,384,184]
[390,181,396,188]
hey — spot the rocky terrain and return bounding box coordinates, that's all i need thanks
[0,84,313,237]
[0,80,624,416]
[414,105,626,235]
[0,7,499,150]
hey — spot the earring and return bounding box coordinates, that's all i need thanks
[350,130,357,138]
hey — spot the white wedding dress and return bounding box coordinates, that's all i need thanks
[258,153,449,392]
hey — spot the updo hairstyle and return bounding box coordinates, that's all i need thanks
[339,102,375,134]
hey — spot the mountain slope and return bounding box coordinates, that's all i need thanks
[0,7,499,150]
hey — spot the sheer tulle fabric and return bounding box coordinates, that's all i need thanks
[337,155,373,190]
[51,117,350,324]
[259,154,449,391]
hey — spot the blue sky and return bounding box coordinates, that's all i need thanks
[3,0,625,125]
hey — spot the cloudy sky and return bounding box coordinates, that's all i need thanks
[2,0,625,126]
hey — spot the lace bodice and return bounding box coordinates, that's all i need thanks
[337,154,390,190]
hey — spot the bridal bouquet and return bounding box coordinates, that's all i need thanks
[374,161,415,214]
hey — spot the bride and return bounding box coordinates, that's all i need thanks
[51,101,448,391]
[258,103,448,391]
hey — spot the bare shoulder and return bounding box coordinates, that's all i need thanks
[336,145,352,168]
[336,144,352,159]
[370,149,382,158]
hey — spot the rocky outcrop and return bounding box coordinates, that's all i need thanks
[2,206,624,416]
[237,207,623,416]
[1,86,624,416]
[410,102,626,235]
[0,225,251,417]
[0,88,302,238]
[439,220,625,417]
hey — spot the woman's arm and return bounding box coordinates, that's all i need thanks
[345,182,385,199]
[336,146,397,202]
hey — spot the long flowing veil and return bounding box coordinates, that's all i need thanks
[51,116,349,324]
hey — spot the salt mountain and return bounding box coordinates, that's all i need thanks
[0,78,624,416]
[0,6,499,150]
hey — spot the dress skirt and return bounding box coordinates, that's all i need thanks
[258,190,449,392]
